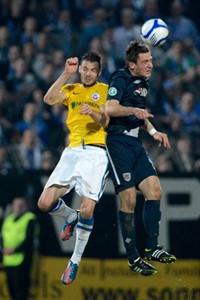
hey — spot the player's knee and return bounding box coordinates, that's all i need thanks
[37,195,51,211]
[119,190,136,211]
[80,204,94,219]
[150,185,162,200]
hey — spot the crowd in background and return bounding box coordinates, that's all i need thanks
[0,0,200,176]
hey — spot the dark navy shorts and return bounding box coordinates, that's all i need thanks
[106,133,157,194]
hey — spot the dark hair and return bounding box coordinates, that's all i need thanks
[125,40,150,63]
[81,51,102,70]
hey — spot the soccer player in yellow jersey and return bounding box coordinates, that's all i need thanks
[38,52,109,285]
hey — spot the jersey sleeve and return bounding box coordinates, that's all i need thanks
[61,84,77,106]
[107,71,126,102]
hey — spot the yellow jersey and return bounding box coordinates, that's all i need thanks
[61,82,108,147]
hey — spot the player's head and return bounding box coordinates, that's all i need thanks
[79,51,102,87]
[125,40,153,78]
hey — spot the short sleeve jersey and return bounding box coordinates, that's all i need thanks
[106,67,149,134]
[61,82,108,147]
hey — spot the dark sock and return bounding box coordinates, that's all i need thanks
[143,200,161,250]
[118,211,139,263]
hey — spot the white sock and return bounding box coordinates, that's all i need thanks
[70,217,94,265]
[49,198,77,222]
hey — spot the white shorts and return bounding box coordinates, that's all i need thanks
[44,146,109,201]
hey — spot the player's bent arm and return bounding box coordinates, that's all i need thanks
[43,71,71,105]
[93,105,110,128]
[80,104,109,128]
[105,100,154,119]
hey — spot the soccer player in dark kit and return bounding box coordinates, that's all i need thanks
[105,40,176,276]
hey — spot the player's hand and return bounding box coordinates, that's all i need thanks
[153,131,171,149]
[65,57,79,75]
[133,108,154,119]
[80,104,93,115]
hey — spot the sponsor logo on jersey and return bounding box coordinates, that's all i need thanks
[133,80,141,84]
[123,173,131,181]
[71,101,99,109]
[134,87,148,97]
[91,93,100,101]
[108,87,117,96]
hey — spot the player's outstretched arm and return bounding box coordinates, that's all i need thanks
[105,100,154,119]
[44,57,79,106]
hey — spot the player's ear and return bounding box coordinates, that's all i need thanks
[98,69,102,77]
[78,65,81,73]
[128,61,136,69]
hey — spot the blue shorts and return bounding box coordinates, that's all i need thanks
[106,133,157,194]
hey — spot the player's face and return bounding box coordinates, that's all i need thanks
[129,52,153,78]
[79,60,101,87]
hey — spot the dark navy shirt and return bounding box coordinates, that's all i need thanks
[106,67,149,134]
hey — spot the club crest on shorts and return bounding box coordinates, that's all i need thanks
[123,173,131,181]
[91,93,100,101]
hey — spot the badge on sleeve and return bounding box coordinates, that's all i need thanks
[108,87,117,96]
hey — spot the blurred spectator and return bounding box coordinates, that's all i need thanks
[31,88,51,122]
[44,9,79,57]
[75,0,98,29]
[51,49,66,78]
[181,38,200,93]
[138,0,162,24]
[173,135,196,173]
[37,62,56,93]
[0,82,14,144]
[6,0,26,45]
[166,0,199,46]
[154,153,175,173]
[163,40,197,91]
[0,26,10,80]
[0,0,10,26]
[6,57,38,104]
[46,103,66,149]
[14,102,49,147]
[101,27,115,56]
[0,146,13,175]
[81,6,108,52]
[40,150,58,171]
[20,16,39,46]
[6,44,22,84]
[22,41,36,73]
[152,79,182,134]
[1,196,38,300]
[14,128,43,170]
[113,0,135,22]
[177,91,200,136]
[35,0,60,30]
[34,31,51,56]
[112,7,141,67]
